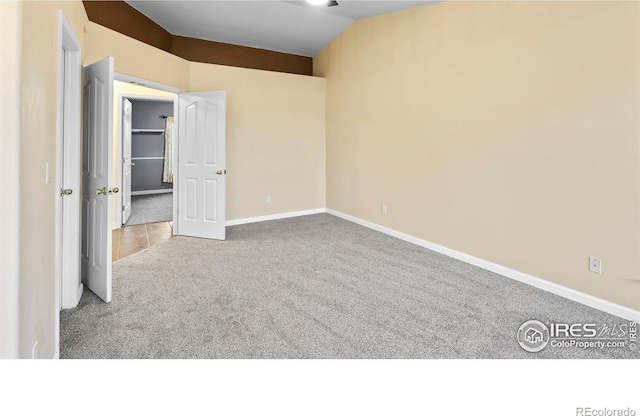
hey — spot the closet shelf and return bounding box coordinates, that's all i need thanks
[132,157,164,161]
[132,129,165,134]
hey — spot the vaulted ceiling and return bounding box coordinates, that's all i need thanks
[125,1,438,57]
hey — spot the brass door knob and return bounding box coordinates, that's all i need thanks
[96,187,107,195]
[216,170,223,175]
[60,189,73,196]
[111,187,120,194]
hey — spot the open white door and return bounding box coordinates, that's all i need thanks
[122,98,132,224]
[177,91,226,240]
[81,57,114,303]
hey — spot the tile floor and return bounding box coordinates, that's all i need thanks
[112,221,173,261]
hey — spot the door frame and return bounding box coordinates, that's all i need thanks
[115,72,184,95]
[55,11,82,357]
[114,93,177,229]
[112,72,184,229]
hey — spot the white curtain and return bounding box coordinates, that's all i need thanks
[163,117,174,183]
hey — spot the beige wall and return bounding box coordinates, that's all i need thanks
[15,9,325,357]
[20,1,87,358]
[190,63,326,220]
[315,1,640,310]
[88,22,326,221]
[18,0,636,361]
[85,21,189,92]
[0,1,23,359]
[112,81,175,228]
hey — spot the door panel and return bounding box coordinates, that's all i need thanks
[81,57,113,303]
[122,98,132,224]
[185,178,197,220]
[92,199,106,267]
[203,102,218,165]
[177,92,226,240]
[204,179,217,222]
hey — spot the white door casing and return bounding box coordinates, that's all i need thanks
[81,57,114,303]
[122,98,132,224]
[57,11,83,311]
[177,92,226,240]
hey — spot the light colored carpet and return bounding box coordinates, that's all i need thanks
[60,214,637,359]
[125,193,173,226]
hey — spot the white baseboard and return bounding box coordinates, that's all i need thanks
[226,208,327,227]
[326,209,640,322]
[131,189,173,196]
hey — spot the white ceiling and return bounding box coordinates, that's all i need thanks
[125,1,438,57]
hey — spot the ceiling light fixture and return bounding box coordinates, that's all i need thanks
[306,0,329,5]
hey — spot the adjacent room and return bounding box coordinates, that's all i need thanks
[3,0,639,365]
[122,99,174,225]
[112,80,177,260]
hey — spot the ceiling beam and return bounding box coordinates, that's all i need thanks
[83,1,173,53]
[82,1,313,76]
[171,35,313,76]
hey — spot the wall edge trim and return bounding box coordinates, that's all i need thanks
[326,209,640,322]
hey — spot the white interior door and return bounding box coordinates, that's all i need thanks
[122,98,132,224]
[81,57,114,303]
[177,91,226,240]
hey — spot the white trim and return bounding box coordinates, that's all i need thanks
[122,96,175,103]
[326,209,640,322]
[55,10,83,361]
[115,72,185,94]
[226,208,327,227]
[131,189,173,196]
[119,96,175,104]
[172,96,179,235]
[115,95,125,229]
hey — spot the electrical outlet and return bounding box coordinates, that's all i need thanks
[266,196,272,204]
[381,204,387,214]
[32,341,38,359]
[589,256,602,274]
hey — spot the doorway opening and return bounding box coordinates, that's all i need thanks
[76,68,227,296]
[58,63,227,355]
[112,78,178,261]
